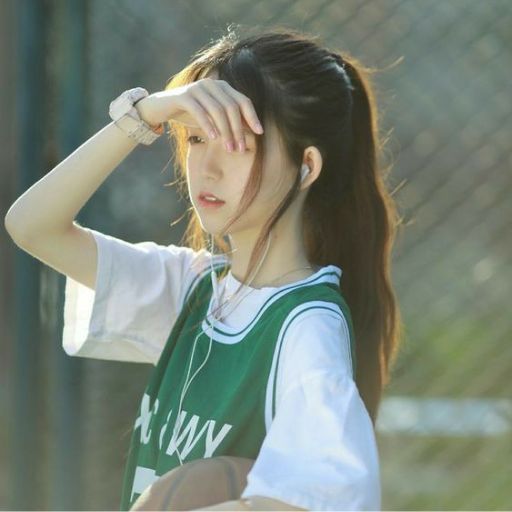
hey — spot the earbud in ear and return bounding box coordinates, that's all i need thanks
[300,164,310,183]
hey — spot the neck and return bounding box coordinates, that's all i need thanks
[226,206,314,289]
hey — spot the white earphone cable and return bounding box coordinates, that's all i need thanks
[172,164,311,465]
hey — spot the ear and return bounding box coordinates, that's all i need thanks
[299,145,323,191]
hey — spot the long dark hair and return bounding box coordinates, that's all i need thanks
[164,25,404,425]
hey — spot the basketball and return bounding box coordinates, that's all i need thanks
[130,455,255,511]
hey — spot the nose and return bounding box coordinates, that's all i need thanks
[199,141,224,180]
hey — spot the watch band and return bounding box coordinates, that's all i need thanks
[109,87,164,145]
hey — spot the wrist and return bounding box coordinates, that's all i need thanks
[134,96,165,134]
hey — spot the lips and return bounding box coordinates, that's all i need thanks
[198,191,225,203]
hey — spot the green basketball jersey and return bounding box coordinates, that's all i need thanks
[119,263,355,510]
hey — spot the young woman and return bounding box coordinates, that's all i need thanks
[5,26,403,511]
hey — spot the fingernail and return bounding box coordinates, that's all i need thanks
[209,129,217,139]
[225,141,234,152]
[238,139,245,152]
[255,121,264,133]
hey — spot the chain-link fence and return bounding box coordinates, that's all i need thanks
[3,0,511,509]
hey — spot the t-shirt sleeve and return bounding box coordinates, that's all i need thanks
[276,309,356,404]
[240,369,381,511]
[240,312,381,511]
[62,227,224,365]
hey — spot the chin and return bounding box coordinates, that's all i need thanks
[194,208,248,239]
[196,217,227,237]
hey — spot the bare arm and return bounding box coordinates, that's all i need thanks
[4,80,262,290]
[3,94,168,290]
[4,120,139,241]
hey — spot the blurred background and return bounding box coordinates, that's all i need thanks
[1,0,511,510]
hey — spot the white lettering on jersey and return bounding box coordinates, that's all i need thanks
[134,393,159,445]
[158,408,174,450]
[204,420,233,457]
[130,465,158,503]
[165,409,233,459]
[130,407,234,505]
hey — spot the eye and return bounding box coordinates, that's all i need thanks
[187,135,205,145]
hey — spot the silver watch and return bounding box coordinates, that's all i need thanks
[109,87,163,145]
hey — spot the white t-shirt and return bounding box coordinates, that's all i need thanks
[62,228,381,511]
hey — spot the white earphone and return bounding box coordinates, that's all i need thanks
[300,163,310,183]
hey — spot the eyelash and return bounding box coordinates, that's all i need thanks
[187,135,204,144]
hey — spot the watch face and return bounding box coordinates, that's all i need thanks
[127,89,145,103]
[110,89,148,118]
[110,95,130,116]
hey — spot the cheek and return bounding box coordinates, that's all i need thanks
[258,144,294,205]
[234,176,281,229]
[230,172,251,199]
[185,155,203,193]
[257,167,290,208]
[185,151,197,176]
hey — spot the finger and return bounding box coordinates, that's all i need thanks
[216,92,245,152]
[214,85,247,152]
[201,80,242,152]
[180,96,218,139]
[193,88,234,149]
[191,86,231,143]
[222,85,264,136]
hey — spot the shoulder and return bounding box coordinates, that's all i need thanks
[286,307,354,375]
[87,228,214,272]
[95,229,228,288]
[85,227,229,313]
[276,306,355,403]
